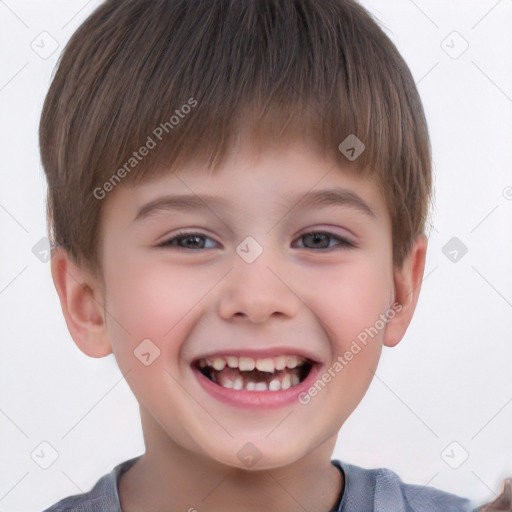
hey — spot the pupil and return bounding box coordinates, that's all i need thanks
[183,236,203,248]
[306,232,328,248]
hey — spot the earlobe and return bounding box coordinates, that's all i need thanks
[383,234,428,348]
[51,247,113,358]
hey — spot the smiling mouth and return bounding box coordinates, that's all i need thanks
[195,355,314,391]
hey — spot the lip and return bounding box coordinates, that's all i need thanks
[192,360,322,409]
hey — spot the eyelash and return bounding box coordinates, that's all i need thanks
[157,230,356,251]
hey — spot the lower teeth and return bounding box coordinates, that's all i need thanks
[209,369,302,391]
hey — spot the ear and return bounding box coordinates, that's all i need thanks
[50,247,113,358]
[383,233,428,348]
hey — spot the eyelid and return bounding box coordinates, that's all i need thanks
[156,230,221,249]
[293,223,356,242]
[293,230,357,249]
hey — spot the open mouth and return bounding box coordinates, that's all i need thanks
[195,355,314,392]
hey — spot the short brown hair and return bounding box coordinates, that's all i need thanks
[40,0,432,274]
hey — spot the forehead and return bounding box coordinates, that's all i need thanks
[102,141,390,228]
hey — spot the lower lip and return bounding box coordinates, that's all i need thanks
[192,364,321,409]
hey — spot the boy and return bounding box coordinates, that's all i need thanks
[39,0,481,510]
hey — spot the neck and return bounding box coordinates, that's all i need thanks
[118,409,344,512]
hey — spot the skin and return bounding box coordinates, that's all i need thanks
[51,140,427,512]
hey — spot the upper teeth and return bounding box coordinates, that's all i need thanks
[200,355,305,373]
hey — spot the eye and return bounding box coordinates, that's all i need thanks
[157,231,218,250]
[293,231,355,250]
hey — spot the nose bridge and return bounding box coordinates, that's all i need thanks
[217,241,301,323]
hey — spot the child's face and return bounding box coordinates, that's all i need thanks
[97,141,399,469]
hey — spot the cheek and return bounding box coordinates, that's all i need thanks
[101,260,207,421]
[102,257,220,363]
[303,258,392,415]
[305,259,392,347]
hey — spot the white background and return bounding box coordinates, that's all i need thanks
[1,1,511,510]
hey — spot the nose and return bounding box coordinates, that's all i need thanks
[217,254,302,324]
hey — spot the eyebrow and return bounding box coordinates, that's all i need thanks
[133,194,229,223]
[289,188,376,219]
[132,188,376,223]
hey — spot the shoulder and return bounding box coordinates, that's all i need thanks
[42,457,141,512]
[42,473,114,512]
[333,459,477,512]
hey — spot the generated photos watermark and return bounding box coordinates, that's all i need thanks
[93,97,198,200]
[298,301,403,405]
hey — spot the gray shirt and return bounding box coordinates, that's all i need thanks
[43,456,476,511]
